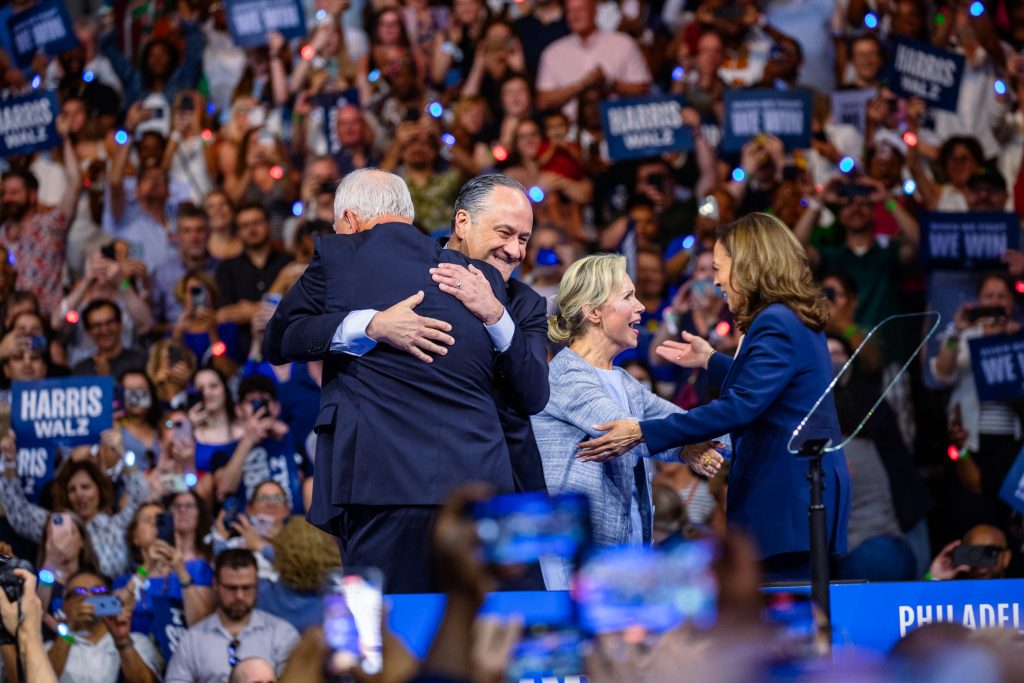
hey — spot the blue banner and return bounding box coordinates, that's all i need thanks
[0,90,60,158]
[886,37,964,112]
[722,89,812,151]
[15,444,58,504]
[225,0,306,47]
[310,89,360,156]
[1000,446,1024,514]
[6,0,79,68]
[11,376,114,449]
[599,96,693,161]
[387,581,1024,662]
[919,212,1020,271]
[968,332,1024,402]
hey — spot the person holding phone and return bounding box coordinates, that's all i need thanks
[172,270,242,375]
[188,367,244,474]
[932,273,1021,533]
[117,502,215,662]
[47,571,162,683]
[35,511,102,635]
[533,253,724,588]
[927,524,1014,581]
[576,214,850,580]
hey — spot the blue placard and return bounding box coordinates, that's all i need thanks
[599,96,693,161]
[310,89,360,156]
[14,444,59,504]
[919,212,1020,271]
[969,332,1024,402]
[830,579,1024,652]
[225,0,306,47]
[11,376,114,449]
[6,0,79,68]
[1000,446,1024,513]
[0,90,60,159]
[886,37,964,112]
[722,89,812,151]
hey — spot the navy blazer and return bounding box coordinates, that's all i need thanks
[496,279,550,492]
[640,304,850,559]
[264,223,515,528]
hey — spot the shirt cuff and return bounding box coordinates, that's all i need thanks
[485,308,515,353]
[330,309,379,357]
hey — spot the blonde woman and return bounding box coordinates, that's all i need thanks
[578,213,851,580]
[531,253,724,589]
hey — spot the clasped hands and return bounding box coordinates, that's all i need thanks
[576,422,724,477]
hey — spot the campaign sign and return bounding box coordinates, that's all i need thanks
[919,212,1020,271]
[11,376,113,448]
[6,0,79,68]
[599,96,693,161]
[0,90,60,158]
[722,89,812,151]
[886,37,964,112]
[1000,446,1024,514]
[225,0,306,48]
[310,89,360,156]
[830,88,875,133]
[968,332,1024,402]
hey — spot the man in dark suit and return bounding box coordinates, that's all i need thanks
[431,175,550,494]
[264,169,516,593]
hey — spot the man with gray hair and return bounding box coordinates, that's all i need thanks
[265,168,516,592]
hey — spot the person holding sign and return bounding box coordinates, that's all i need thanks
[574,213,850,579]
[931,273,1021,534]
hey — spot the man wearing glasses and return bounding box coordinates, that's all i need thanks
[47,570,162,683]
[71,299,148,377]
[165,549,298,683]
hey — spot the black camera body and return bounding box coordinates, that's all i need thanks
[0,554,33,645]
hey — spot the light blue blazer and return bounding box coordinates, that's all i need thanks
[531,347,726,549]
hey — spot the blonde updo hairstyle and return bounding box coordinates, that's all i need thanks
[548,253,626,345]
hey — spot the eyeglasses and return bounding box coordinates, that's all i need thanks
[87,318,119,330]
[254,494,287,505]
[69,585,108,596]
[228,638,240,668]
[171,502,198,511]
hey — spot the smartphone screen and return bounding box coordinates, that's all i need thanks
[156,512,175,546]
[471,492,590,566]
[500,594,584,680]
[763,591,815,641]
[323,568,384,675]
[85,594,122,617]
[574,542,718,635]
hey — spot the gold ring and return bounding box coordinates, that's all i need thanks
[702,454,712,465]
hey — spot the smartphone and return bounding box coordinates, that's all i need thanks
[574,542,718,635]
[168,343,184,367]
[261,293,282,308]
[169,418,192,444]
[180,94,195,112]
[161,473,189,494]
[100,244,116,260]
[317,180,336,195]
[156,512,176,546]
[645,172,667,188]
[28,335,47,353]
[967,306,1006,323]
[85,594,123,618]
[714,1,745,21]
[535,248,560,267]
[837,183,873,198]
[951,544,1003,569]
[491,593,584,680]
[323,568,384,675]
[222,497,240,538]
[185,388,204,412]
[190,286,208,310]
[471,492,590,566]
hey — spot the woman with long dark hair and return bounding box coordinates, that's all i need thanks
[577,213,851,579]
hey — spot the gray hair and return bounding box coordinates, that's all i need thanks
[333,168,415,223]
[451,174,528,226]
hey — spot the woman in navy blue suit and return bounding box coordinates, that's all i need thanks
[578,213,850,579]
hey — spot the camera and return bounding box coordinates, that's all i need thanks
[0,554,33,645]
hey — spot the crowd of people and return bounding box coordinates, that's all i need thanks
[2,0,1024,680]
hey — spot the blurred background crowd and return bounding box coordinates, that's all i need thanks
[3,0,1024,680]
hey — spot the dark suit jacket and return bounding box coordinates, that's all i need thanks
[264,223,515,529]
[640,304,851,559]
[495,279,550,492]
